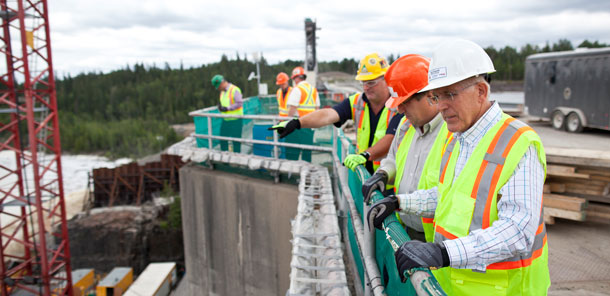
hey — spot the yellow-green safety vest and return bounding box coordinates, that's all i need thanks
[393,118,452,242]
[220,84,243,121]
[349,92,396,171]
[295,82,318,117]
[433,113,549,295]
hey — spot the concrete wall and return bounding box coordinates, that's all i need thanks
[179,164,299,295]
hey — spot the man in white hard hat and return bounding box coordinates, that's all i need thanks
[368,39,549,295]
[270,53,403,175]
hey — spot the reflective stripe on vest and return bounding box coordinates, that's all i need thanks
[296,82,317,117]
[349,93,396,171]
[220,84,244,120]
[393,120,452,242]
[433,113,549,295]
[276,87,292,116]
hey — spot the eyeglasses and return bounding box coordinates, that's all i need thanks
[361,77,384,88]
[427,80,479,105]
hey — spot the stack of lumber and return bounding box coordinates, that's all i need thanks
[542,147,610,224]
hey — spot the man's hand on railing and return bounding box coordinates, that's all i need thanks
[395,241,450,282]
[268,118,300,139]
[361,170,388,204]
[343,153,367,171]
[366,195,399,231]
[217,104,228,112]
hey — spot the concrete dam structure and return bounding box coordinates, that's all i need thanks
[179,164,298,295]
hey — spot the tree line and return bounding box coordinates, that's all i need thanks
[55,39,607,158]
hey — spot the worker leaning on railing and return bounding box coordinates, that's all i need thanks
[270,53,404,177]
[363,54,452,245]
[211,74,244,153]
[367,39,550,295]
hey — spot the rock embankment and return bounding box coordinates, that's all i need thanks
[65,202,183,274]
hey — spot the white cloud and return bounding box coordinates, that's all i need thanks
[45,0,610,76]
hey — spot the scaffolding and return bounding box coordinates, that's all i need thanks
[0,0,72,295]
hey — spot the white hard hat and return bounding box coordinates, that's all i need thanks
[420,38,496,92]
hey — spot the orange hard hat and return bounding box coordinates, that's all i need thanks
[385,54,431,109]
[276,72,289,85]
[291,66,306,79]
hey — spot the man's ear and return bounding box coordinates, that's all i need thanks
[475,81,488,103]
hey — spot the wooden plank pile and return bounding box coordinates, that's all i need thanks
[542,147,610,224]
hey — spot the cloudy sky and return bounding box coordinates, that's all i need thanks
[47,0,610,77]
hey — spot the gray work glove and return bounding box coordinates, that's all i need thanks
[268,118,300,139]
[218,104,228,112]
[366,195,399,231]
[362,171,388,204]
[394,241,450,282]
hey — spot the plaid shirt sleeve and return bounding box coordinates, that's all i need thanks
[442,145,545,272]
[397,187,438,217]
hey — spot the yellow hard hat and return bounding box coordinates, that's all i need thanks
[355,53,389,81]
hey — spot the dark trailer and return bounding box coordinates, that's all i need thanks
[524,47,610,132]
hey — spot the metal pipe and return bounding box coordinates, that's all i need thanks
[335,158,385,296]
[207,116,212,149]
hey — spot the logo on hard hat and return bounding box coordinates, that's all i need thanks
[360,65,370,74]
[429,67,447,81]
[368,58,377,65]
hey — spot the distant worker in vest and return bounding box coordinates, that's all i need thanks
[269,53,403,174]
[276,66,319,161]
[211,74,243,153]
[367,39,549,295]
[363,54,452,243]
[275,72,292,117]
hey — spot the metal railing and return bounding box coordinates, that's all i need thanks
[190,101,445,295]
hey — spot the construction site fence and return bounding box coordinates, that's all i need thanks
[190,95,444,295]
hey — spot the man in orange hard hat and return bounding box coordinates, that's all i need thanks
[270,54,404,175]
[275,66,320,161]
[275,72,292,117]
[364,54,449,243]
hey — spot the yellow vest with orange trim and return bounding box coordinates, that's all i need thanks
[219,84,243,121]
[295,82,317,117]
[393,118,452,242]
[276,87,292,117]
[349,93,396,171]
[433,113,549,296]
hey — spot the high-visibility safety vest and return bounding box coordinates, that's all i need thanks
[219,84,243,121]
[349,93,396,171]
[393,118,452,242]
[276,87,292,117]
[433,113,549,296]
[295,82,318,117]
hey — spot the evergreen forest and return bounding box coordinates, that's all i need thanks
[55,39,608,158]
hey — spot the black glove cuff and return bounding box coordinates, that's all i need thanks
[293,118,301,129]
[360,151,371,160]
[438,242,450,267]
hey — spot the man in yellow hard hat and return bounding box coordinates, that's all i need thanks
[270,53,403,175]
[368,39,549,295]
[211,74,243,153]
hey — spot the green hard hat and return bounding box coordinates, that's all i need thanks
[211,74,224,89]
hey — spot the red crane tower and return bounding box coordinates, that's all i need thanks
[0,0,73,295]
